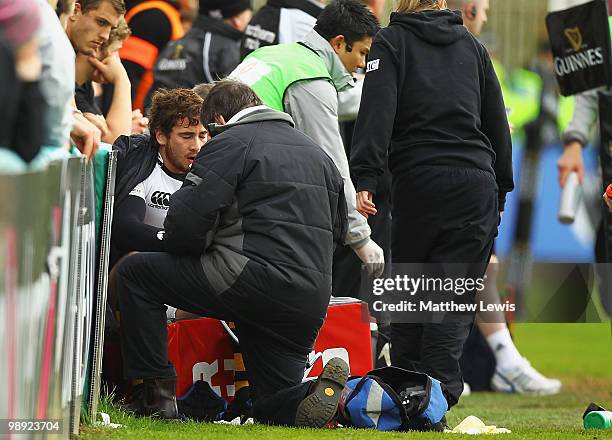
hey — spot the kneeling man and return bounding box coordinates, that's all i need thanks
[117,80,349,426]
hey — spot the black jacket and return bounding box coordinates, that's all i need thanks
[110,133,160,267]
[164,107,347,317]
[147,15,243,107]
[240,0,323,59]
[113,133,158,207]
[350,10,514,210]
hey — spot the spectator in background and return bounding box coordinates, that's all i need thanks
[0,37,18,152]
[230,0,385,280]
[145,0,251,108]
[75,17,133,144]
[557,88,612,316]
[241,0,325,59]
[445,0,562,396]
[119,0,184,112]
[66,0,125,57]
[241,0,385,61]
[66,0,126,157]
[91,21,149,136]
[0,0,45,163]
[51,0,105,158]
[366,0,386,21]
[32,0,76,151]
[55,0,77,28]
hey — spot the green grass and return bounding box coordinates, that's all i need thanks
[79,323,612,439]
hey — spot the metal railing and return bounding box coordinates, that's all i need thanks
[0,149,117,439]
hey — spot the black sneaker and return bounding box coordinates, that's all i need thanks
[295,357,349,428]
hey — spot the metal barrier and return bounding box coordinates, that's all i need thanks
[0,149,116,439]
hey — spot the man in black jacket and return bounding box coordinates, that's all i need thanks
[145,0,252,108]
[116,80,350,426]
[240,0,325,59]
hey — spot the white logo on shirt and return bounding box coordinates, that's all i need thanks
[366,59,380,73]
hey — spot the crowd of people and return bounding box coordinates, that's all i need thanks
[1,0,611,431]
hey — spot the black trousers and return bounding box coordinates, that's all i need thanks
[595,220,612,315]
[116,252,318,425]
[389,165,498,408]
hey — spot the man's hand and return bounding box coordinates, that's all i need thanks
[131,109,149,134]
[356,191,377,218]
[353,238,385,277]
[89,52,129,85]
[557,141,585,188]
[604,192,612,212]
[84,112,109,138]
[71,112,101,159]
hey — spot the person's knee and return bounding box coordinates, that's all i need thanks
[116,252,142,282]
[115,253,150,308]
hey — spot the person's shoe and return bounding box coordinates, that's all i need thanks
[461,381,471,397]
[123,376,179,419]
[295,357,349,428]
[491,359,562,395]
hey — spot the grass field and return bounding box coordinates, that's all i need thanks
[79,323,612,440]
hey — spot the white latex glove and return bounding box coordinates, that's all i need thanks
[353,238,385,277]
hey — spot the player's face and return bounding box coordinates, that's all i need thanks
[158,118,208,174]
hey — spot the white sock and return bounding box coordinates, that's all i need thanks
[486,328,523,369]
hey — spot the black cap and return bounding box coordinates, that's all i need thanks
[199,0,252,19]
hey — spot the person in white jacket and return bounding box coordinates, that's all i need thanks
[557,87,612,317]
[230,0,385,278]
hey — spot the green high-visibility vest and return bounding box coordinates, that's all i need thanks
[231,43,332,112]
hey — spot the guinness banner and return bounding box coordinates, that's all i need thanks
[546,0,612,96]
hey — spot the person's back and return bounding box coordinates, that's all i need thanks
[241,0,324,58]
[165,98,346,316]
[207,108,344,304]
[384,11,501,173]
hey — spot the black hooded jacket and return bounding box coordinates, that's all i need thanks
[240,0,324,58]
[109,133,161,268]
[350,10,514,210]
[146,15,244,108]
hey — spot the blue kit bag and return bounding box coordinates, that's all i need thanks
[338,367,448,431]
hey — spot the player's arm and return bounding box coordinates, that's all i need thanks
[112,184,165,253]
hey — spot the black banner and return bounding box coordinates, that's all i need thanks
[546,0,612,96]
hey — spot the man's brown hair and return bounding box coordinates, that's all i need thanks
[149,88,204,144]
[192,82,215,102]
[77,0,125,15]
[200,80,262,127]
